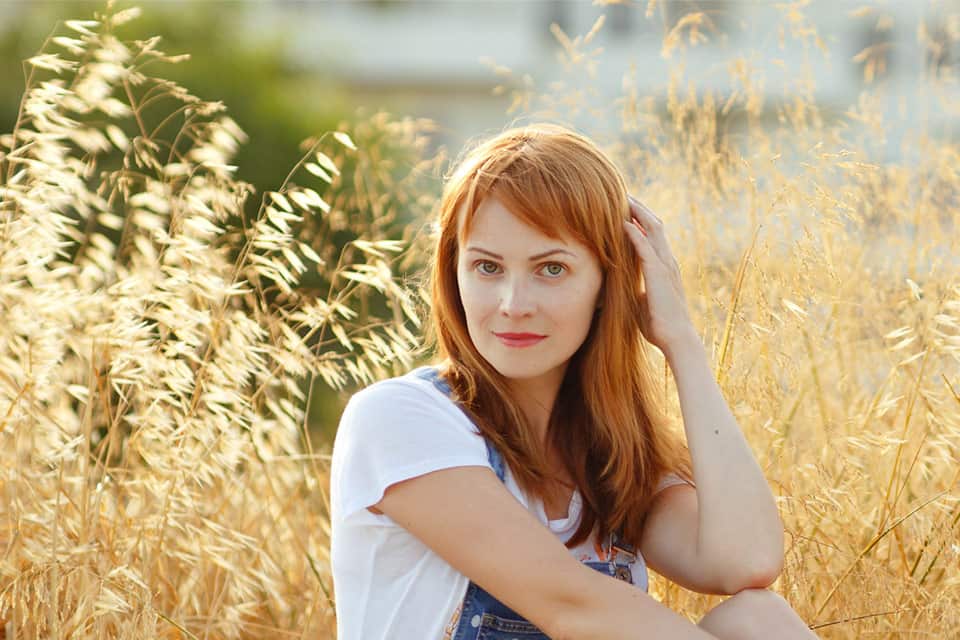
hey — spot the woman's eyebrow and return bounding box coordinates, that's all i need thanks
[465,246,577,261]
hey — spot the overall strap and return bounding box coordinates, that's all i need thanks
[609,530,637,563]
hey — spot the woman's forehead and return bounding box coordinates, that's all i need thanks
[457,195,596,262]
[460,195,570,241]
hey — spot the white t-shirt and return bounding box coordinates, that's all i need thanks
[329,368,690,640]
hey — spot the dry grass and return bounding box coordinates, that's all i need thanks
[497,4,959,637]
[1,2,958,639]
[0,5,432,638]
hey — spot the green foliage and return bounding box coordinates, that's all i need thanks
[0,0,447,442]
[0,0,349,222]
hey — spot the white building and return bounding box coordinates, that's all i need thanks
[253,0,960,157]
[2,1,956,158]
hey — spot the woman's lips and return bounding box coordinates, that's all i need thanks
[494,332,546,348]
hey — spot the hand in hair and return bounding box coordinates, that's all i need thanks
[622,195,697,357]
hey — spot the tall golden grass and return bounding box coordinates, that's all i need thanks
[0,4,434,637]
[1,2,958,638]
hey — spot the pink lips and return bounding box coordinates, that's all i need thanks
[494,332,546,348]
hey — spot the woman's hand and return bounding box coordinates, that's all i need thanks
[622,195,699,357]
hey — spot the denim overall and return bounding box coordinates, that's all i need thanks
[412,366,646,639]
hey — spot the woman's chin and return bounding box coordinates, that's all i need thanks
[484,357,567,384]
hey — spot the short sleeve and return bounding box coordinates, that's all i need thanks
[654,471,695,495]
[330,379,492,522]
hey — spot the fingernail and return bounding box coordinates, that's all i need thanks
[625,219,647,237]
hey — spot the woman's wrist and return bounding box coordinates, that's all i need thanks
[661,327,705,367]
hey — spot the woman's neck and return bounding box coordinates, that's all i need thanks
[506,365,567,447]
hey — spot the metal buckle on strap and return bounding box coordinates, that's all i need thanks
[613,564,634,583]
[610,532,637,563]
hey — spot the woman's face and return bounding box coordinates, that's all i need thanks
[456,195,603,386]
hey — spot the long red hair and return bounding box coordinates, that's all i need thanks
[427,122,693,550]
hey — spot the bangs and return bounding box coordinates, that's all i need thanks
[455,156,600,259]
[442,124,630,271]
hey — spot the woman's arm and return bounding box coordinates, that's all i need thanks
[374,465,722,640]
[664,331,785,589]
[623,197,784,591]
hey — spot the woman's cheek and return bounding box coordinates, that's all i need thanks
[457,277,489,328]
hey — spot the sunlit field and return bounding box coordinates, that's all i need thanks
[0,2,957,638]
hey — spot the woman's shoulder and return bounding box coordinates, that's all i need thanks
[340,365,470,433]
[346,365,451,408]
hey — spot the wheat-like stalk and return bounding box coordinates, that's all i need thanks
[0,4,432,638]
[2,2,958,638]
[489,4,959,637]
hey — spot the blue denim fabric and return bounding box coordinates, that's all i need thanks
[411,366,643,639]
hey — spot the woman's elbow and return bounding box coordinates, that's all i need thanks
[726,526,785,593]
[720,554,784,594]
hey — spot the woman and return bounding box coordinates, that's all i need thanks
[330,123,817,639]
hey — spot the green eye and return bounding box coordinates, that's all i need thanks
[477,261,499,275]
[543,263,565,277]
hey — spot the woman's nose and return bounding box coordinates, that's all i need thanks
[498,279,536,317]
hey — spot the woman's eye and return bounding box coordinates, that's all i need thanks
[476,260,500,275]
[542,263,566,277]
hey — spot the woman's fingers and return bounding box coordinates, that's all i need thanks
[623,218,655,263]
[626,195,677,270]
[627,195,663,232]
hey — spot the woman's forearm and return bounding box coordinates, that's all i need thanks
[664,330,784,587]
[560,564,721,640]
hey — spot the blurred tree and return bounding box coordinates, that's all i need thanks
[0,2,446,445]
[0,0,350,222]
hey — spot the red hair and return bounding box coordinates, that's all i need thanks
[427,123,693,549]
